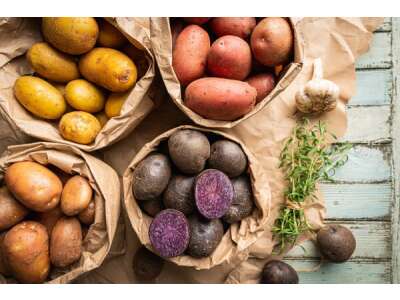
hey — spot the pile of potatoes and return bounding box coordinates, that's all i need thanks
[172,17,294,121]
[14,17,148,145]
[131,129,254,259]
[0,161,96,283]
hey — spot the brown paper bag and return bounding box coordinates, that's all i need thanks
[0,17,156,152]
[0,142,121,283]
[81,17,382,284]
[122,125,271,270]
[149,17,303,128]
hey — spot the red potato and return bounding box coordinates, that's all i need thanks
[246,72,276,103]
[250,17,293,67]
[182,18,211,25]
[207,35,252,80]
[184,77,257,121]
[173,25,210,86]
[210,17,256,39]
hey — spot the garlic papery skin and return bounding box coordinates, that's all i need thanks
[295,58,340,114]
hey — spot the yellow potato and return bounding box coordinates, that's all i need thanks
[59,111,101,144]
[105,92,128,118]
[98,19,127,48]
[27,42,80,83]
[61,175,93,216]
[95,112,109,128]
[42,17,99,55]
[5,161,63,212]
[14,76,67,120]
[79,47,137,92]
[65,79,106,113]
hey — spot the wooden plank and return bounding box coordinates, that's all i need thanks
[352,69,392,106]
[376,18,391,32]
[287,221,391,259]
[322,183,392,220]
[356,32,391,69]
[285,260,390,284]
[390,17,400,284]
[332,144,391,183]
[341,106,391,143]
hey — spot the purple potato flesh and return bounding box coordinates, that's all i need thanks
[149,209,190,258]
[195,169,233,219]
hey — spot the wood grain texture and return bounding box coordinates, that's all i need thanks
[377,18,392,32]
[356,32,392,69]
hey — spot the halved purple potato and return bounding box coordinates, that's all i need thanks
[149,209,190,258]
[188,214,224,257]
[223,175,254,224]
[195,169,234,219]
[163,175,195,215]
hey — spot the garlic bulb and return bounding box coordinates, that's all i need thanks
[295,58,340,114]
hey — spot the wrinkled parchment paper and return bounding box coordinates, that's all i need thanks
[0,142,121,283]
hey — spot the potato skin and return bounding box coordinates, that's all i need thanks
[78,200,95,225]
[59,111,101,145]
[184,77,257,121]
[27,42,80,83]
[250,17,293,67]
[14,76,67,120]
[3,221,50,283]
[182,17,211,25]
[65,79,106,113]
[105,92,128,118]
[42,17,99,55]
[98,19,127,48]
[79,47,137,92]
[61,176,93,216]
[34,205,64,234]
[173,25,210,86]
[0,186,29,231]
[50,217,82,268]
[207,35,252,80]
[246,72,276,103]
[210,17,256,39]
[5,161,63,212]
[0,232,12,276]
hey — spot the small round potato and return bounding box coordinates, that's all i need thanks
[210,17,256,39]
[59,111,101,144]
[79,47,137,92]
[3,221,50,283]
[98,19,127,48]
[27,42,80,83]
[61,175,93,216]
[105,92,128,118]
[139,198,163,217]
[14,76,67,120]
[65,79,106,113]
[42,17,99,55]
[5,161,63,212]
[78,199,96,225]
[34,205,64,234]
[0,186,29,231]
[246,72,276,103]
[163,175,195,215]
[50,217,82,268]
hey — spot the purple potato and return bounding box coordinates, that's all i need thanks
[168,129,210,174]
[188,214,224,257]
[261,260,299,284]
[139,198,164,217]
[195,169,233,219]
[132,153,172,201]
[149,209,190,258]
[223,176,254,223]
[163,175,195,215]
[133,246,164,281]
[208,140,247,178]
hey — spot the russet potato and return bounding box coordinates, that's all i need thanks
[61,175,93,216]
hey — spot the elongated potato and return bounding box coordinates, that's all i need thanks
[27,42,80,83]
[14,76,67,120]
[172,25,210,86]
[0,186,29,231]
[79,47,137,92]
[65,79,106,113]
[5,161,63,212]
[61,175,93,216]
[42,17,99,55]
[59,111,101,144]
[184,77,257,121]
[3,221,50,283]
[98,19,127,48]
[210,17,256,39]
[50,217,82,267]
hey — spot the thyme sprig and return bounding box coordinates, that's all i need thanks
[273,118,351,251]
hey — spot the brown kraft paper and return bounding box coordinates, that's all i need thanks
[0,142,121,283]
[0,17,157,152]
